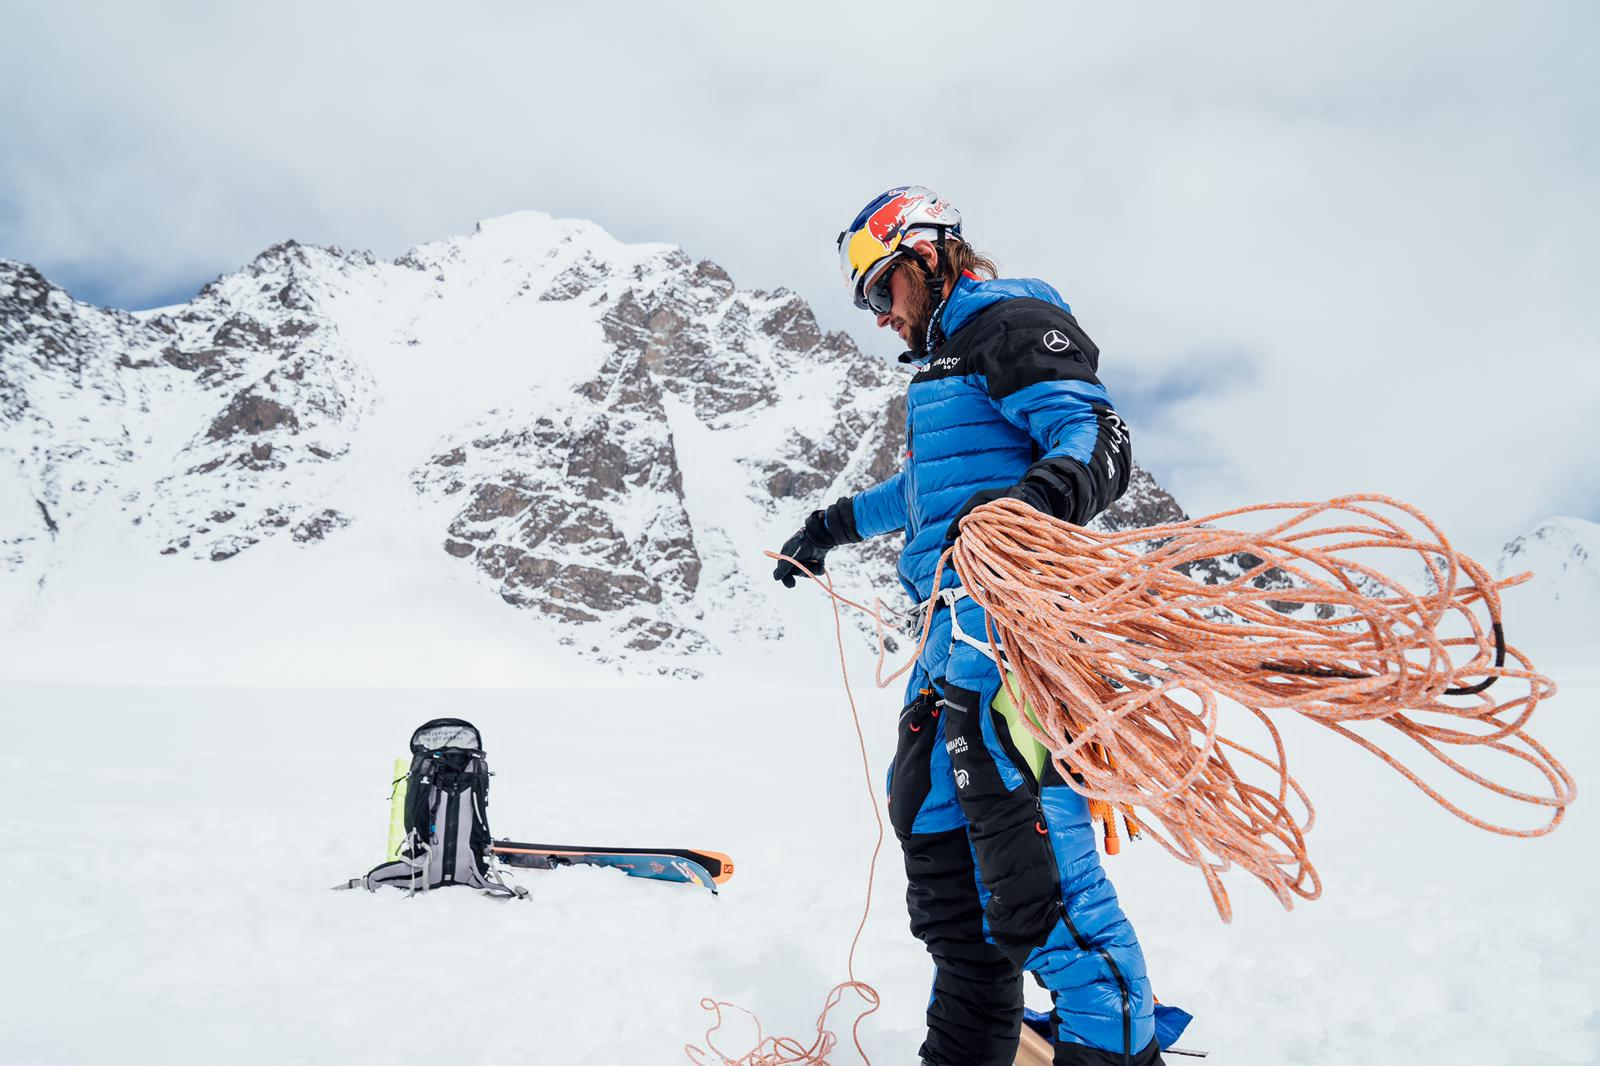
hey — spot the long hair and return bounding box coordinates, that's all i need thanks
[901,237,999,353]
[939,239,998,286]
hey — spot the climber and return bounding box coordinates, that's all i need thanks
[772,186,1160,1066]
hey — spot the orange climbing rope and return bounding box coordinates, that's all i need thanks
[686,567,883,1066]
[949,494,1572,920]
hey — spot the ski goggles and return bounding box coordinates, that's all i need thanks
[840,225,904,310]
[861,255,908,315]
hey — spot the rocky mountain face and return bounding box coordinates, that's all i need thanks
[1,211,1188,672]
[2,242,373,579]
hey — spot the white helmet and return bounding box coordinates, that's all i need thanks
[836,185,962,312]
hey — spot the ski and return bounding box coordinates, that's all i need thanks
[489,839,734,894]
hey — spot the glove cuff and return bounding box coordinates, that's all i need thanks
[805,497,861,550]
[1008,480,1052,514]
[1016,462,1080,522]
[802,510,835,550]
[823,496,862,545]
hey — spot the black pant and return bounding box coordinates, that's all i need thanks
[889,688,1165,1066]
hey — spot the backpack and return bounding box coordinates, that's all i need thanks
[353,718,523,898]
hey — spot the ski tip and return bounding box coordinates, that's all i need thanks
[701,851,735,884]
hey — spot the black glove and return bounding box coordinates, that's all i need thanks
[945,482,1050,542]
[772,510,836,588]
[772,498,861,588]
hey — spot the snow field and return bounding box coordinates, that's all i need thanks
[3,660,1595,1064]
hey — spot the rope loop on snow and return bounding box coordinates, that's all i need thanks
[687,568,884,1065]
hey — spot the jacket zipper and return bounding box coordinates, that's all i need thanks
[904,414,917,537]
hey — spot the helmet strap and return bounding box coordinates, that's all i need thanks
[923,224,950,285]
[916,225,951,357]
[885,223,954,362]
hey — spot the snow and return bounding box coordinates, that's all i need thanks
[3,630,1595,1064]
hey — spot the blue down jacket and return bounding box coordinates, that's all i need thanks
[844,274,1132,602]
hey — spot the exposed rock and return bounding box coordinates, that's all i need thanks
[161,347,233,380]
[210,535,259,562]
[212,315,273,350]
[600,285,776,421]
[692,259,734,298]
[865,394,908,483]
[207,389,300,441]
[417,331,707,659]
[291,508,350,543]
[540,253,610,301]
[759,295,822,352]
[463,483,535,524]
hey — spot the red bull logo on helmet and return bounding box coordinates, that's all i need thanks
[866,192,919,243]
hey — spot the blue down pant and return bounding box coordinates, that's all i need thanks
[886,594,1160,1066]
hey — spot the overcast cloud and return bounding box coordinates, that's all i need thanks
[3,1,1596,558]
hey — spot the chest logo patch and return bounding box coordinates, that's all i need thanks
[1042,329,1072,353]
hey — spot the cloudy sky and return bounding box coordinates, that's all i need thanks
[3,1,1596,559]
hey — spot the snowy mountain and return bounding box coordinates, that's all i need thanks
[0,211,1179,675]
[1498,515,1600,666]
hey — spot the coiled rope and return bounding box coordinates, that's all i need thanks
[949,494,1571,920]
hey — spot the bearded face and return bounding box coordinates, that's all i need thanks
[879,255,939,353]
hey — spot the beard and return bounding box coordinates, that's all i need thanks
[898,272,938,354]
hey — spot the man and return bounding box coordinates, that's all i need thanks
[772,187,1164,1066]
